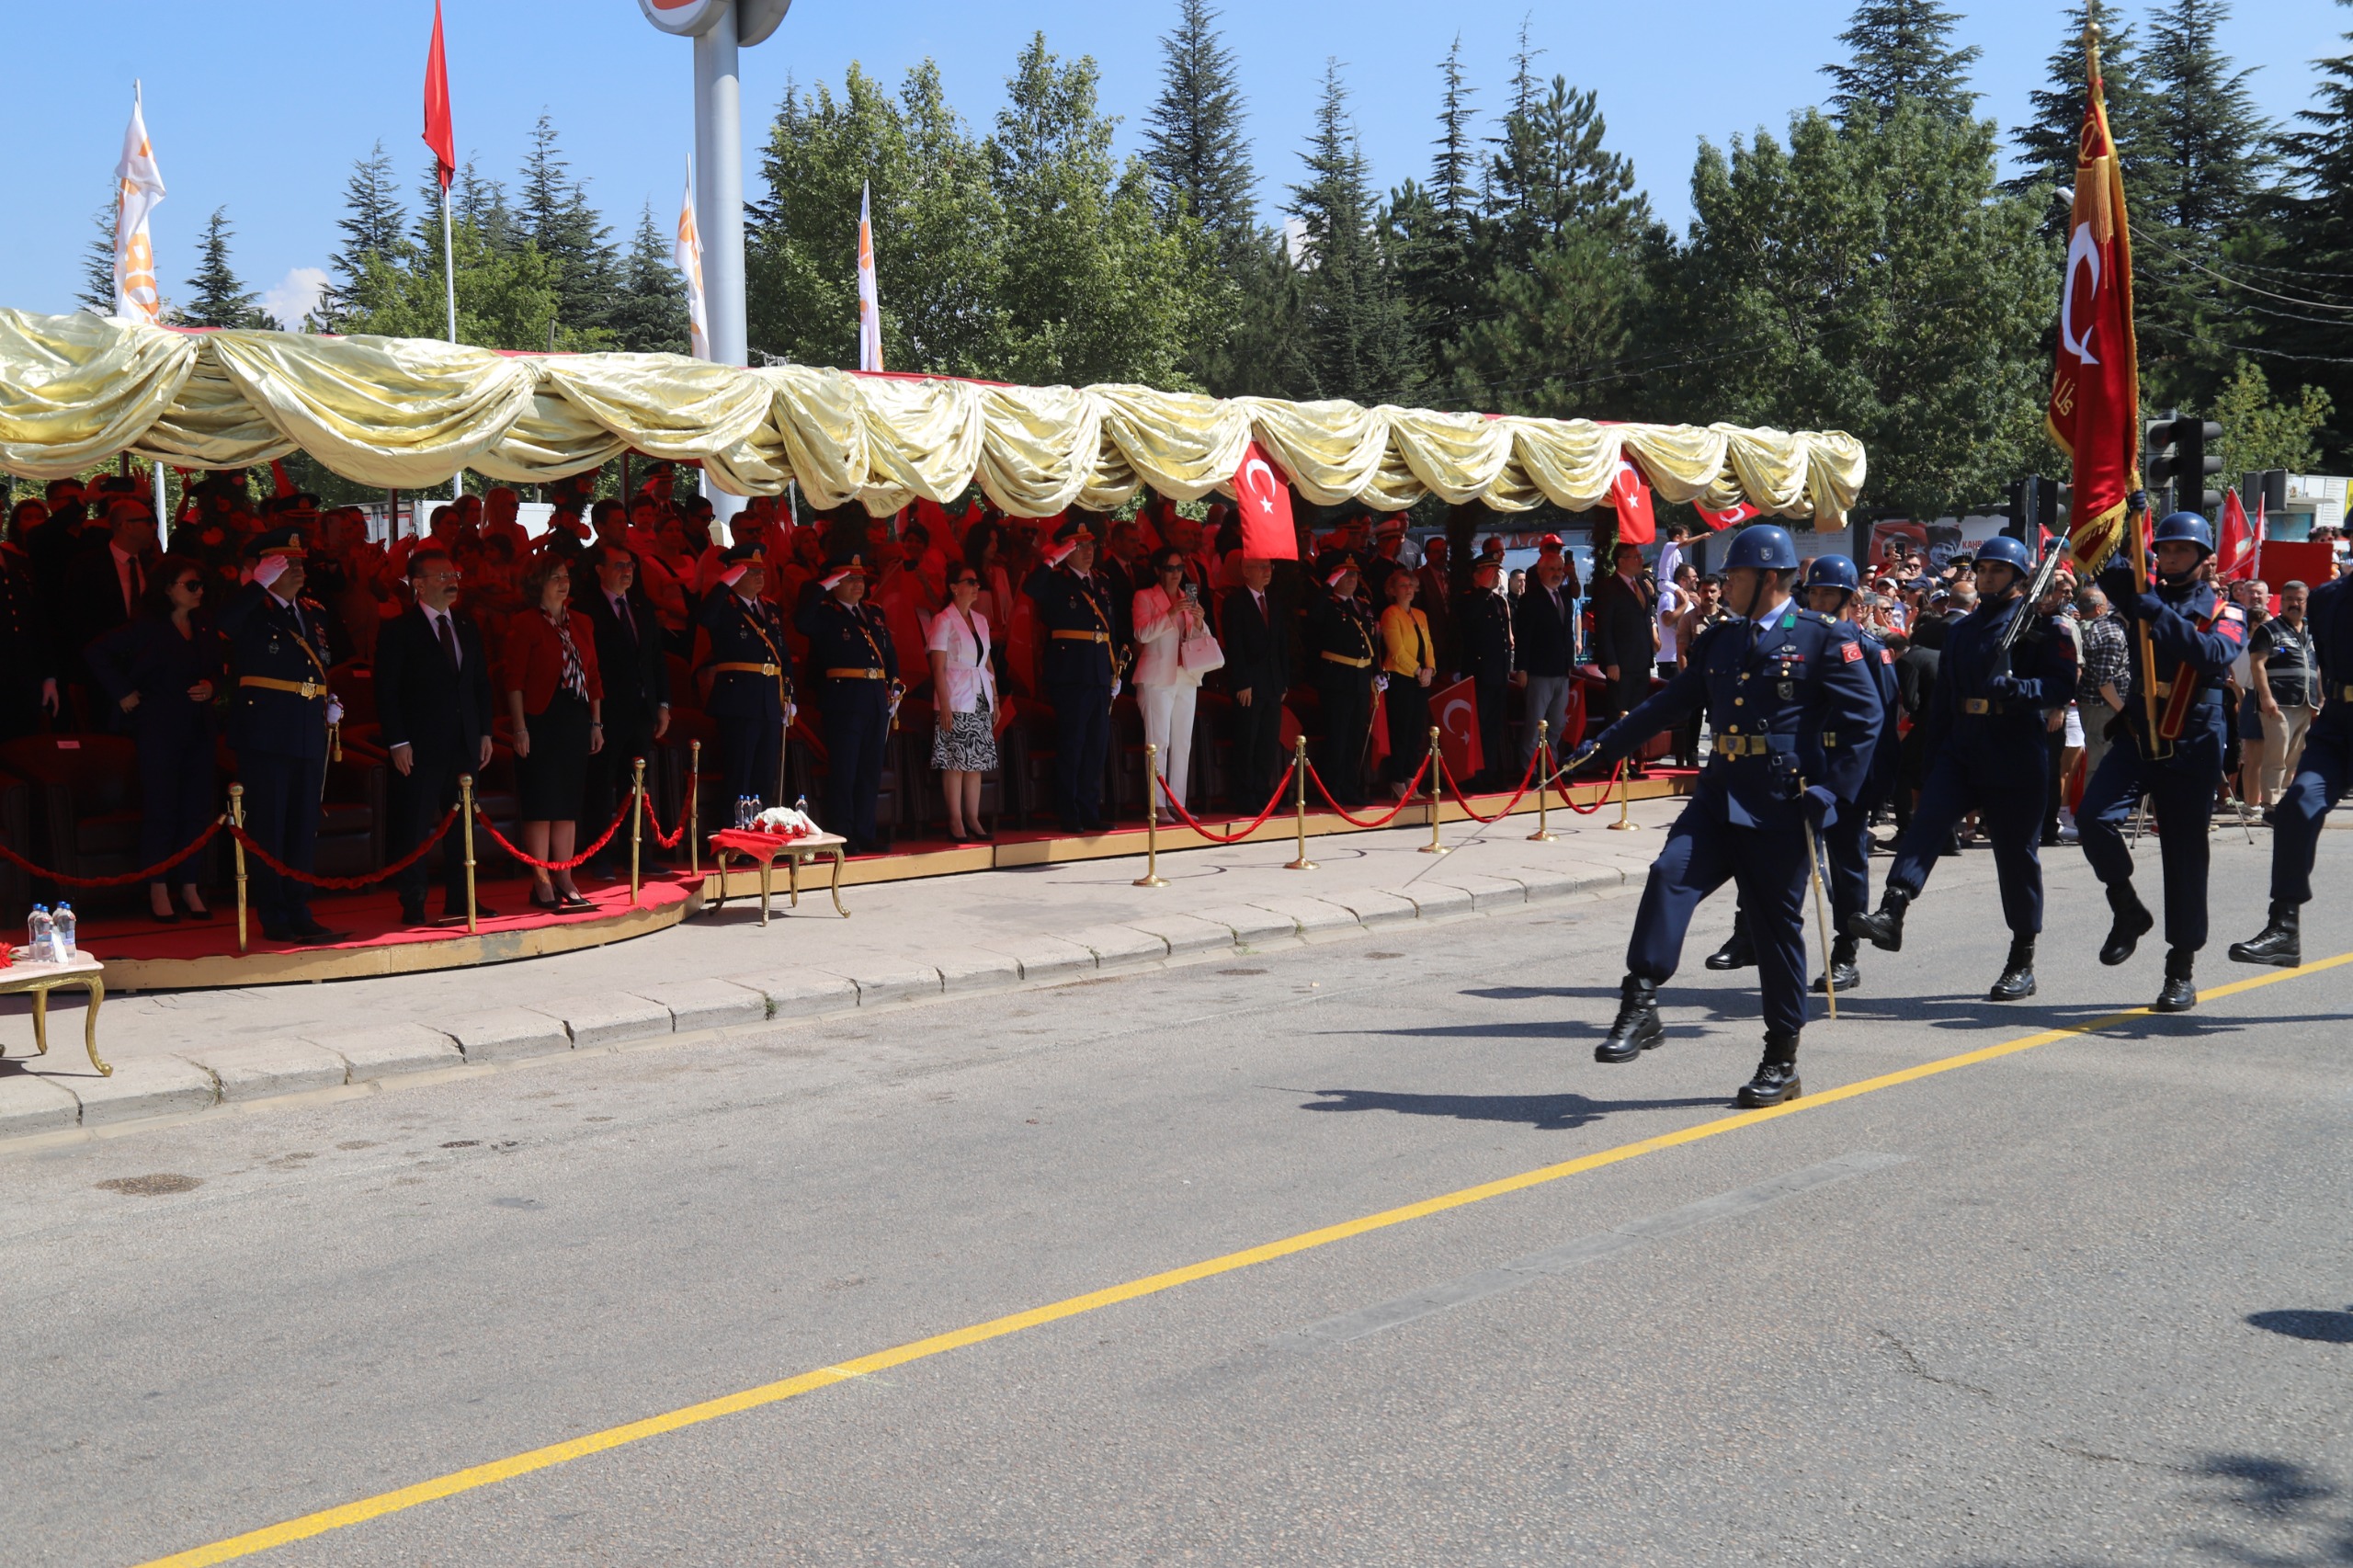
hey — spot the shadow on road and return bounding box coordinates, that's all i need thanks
[1287,1085,1728,1131]
[2246,1307,2353,1345]
[1954,1452,2353,1567]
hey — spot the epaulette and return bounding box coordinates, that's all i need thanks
[1802,609,1841,628]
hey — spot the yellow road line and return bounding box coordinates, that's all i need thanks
[136,951,2353,1568]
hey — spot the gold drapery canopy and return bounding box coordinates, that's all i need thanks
[0,311,1866,528]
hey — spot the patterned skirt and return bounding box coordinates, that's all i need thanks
[930,702,999,772]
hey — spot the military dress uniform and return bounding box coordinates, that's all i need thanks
[217,529,339,942]
[2080,516,2248,1010]
[1852,571,2077,999]
[2233,567,2353,967]
[1455,577,1516,790]
[1306,553,1380,806]
[793,559,896,855]
[1028,528,1117,832]
[1575,528,1882,1105]
[704,559,794,812]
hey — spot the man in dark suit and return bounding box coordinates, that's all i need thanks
[1457,555,1518,790]
[1589,539,1657,743]
[1220,554,1290,803]
[63,498,160,689]
[1512,534,1581,770]
[578,541,673,877]
[374,546,496,926]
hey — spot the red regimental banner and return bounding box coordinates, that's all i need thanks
[2048,33,2140,572]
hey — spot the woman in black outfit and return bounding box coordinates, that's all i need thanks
[87,551,225,921]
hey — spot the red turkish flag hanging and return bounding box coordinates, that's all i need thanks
[1610,456,1655,545]
[422,0,456,191]
[1230,439,1298,560]
[1432,676,1484,781]
[2048,30,2140,573]
[2215,490,2256,582]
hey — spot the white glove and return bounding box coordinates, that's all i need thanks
[252,554,290,590]
[326,696,346,724]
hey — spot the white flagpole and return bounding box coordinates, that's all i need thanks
[442,180,461,502]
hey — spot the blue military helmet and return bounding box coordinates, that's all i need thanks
[1973,534,2034,574]
[1801,554,1859,593]
[1721,524,1800,573]
[2153,511,2215,558]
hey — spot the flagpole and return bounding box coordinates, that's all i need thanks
[441,181,460,503]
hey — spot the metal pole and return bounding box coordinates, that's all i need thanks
[459,774,477,935]
[631,756,646,903]
[441,182,461,505]
[688,739,701,876]
[1528,720,1557,842]
[693,4,747,528]
[1285,735,1316,870]
[1133,743,1168,888]
[229,785,247,956]
[1420,725,1448,854]
[1608,757,1641,831]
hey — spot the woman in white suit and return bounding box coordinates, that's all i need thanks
[926,565,998,843]
[1131,545,1220,807]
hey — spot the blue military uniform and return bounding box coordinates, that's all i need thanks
[218,528,338,942]
[2079,519,2248,1007]
[1025,520,1117,832]
[1824,626,1900,926]
[1579,527,1883,1105]
[2232,569,2351,966]
[1305,552,1380,807]
[704,544,793,813]
[792,555,896,855]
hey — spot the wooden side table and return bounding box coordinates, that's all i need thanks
[0,952,108,1075]
[706,831,850,924]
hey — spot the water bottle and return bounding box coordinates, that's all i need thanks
[28,905,52,964]
[51,903,74,961]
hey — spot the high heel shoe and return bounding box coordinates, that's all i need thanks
[149,906,181,925]
[529,885,563,912]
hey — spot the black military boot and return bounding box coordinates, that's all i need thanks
[1595,976,1665,1063]
[1812,933,1861,994]
[1702,914,1756,971]
[1988,935,2036,1001]
[1847,885,1911,952]
[1736,1031,1802,1108]
[2098,881,2155,967]
[2153,949,2198,1013]
[2227,903,2302,969]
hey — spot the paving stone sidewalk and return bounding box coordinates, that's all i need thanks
[0,801,1685,1140]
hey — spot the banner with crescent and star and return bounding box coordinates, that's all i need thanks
[1231,439,1299,560]
[2047,28,2140,574]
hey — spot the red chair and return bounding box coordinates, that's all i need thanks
[0,734,144,892]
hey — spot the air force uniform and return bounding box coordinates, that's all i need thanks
[792,553,897,855]
[2234,565,2353,968]
[218,528,338,941]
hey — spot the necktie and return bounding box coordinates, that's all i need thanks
[436,610,460,669]
[614,595,635,642]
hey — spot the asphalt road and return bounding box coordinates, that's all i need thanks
[6,825,2349,1567]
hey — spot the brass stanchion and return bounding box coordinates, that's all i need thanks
[688,739,701,877]
[228,785,247,956]
[1528,720,1558,842]
[1133,743,1169,888]
[1419,725,1448,854]
[630,756,646,903]
[1285,734,1316,871]
[458,774,478,934]
[1607,757,1642,831]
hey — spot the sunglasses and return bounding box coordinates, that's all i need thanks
[175,577,205,593]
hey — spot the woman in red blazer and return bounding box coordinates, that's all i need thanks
[504,555,605,911]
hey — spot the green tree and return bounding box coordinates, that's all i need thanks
[1392,40,1483,387]
[336,213,562,352]
[329,143,410,292]
[518,114,620,343]
[1142,0,1256,249]
[2211,358,2336,491]
[1823,0,1982,124]
[608,203,690,355]
[76,197,115,314]
[2006,1,2163,230]
[182,207,276,329]
[2274,2,2353,465]
[1286,60,1420,404]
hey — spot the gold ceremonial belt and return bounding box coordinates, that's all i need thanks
[823,667,886,680]
[712,662,782,677]
[1961,698,2008,715]
[1319,652,1372,668]
[1713,734,1772,756]
[2341,684,2353,701]
[239,676,326,699]
[1051,630,1109,643]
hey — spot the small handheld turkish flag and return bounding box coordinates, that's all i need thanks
[1610,457,1655,545]
[423,0,456,191]
[2216,490,2255,582]
[1231,440,1298,560]
[1434,676,1483,780]
[1694,497,1760,531]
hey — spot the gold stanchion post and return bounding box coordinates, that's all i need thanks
[630,756,646,903]
[1133,743,1168,888]
[1285,734,1316,871]
[458,774,478,934]
[228,785,248,956]
[1528,720,1558,842]
[688,739,701,877]
[1607,757,1642,831]
[1420,725,1448,854]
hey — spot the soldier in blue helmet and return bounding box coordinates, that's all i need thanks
[1847,534,2078,1000]
[2081,508,2248,1010]
[1566,524,1884,1107]
[2232,556,2353,968]
[1792,553,1901,993]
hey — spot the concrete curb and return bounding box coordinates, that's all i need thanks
[0,867,1631,1142]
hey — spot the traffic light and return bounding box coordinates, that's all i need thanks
[2143,410,2180,513]
[2006,475,2066,542]
[2258,467,2288,516]
[2177,417,2223,517]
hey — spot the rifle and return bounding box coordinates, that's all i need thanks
[1995,537,2070,655]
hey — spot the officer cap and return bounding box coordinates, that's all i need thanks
[1722,524,1799,573]
[1314,550,1360,588]
[244,526,306,562]
[1802,554,1860,593]
[1052,517,1097,546]
[1973,534,2034,574]
[818,551,867,590]
[1372,515,1406,540]
[722,540,767,565]
[2153,511,2215,557]
[1470,553,1502,579]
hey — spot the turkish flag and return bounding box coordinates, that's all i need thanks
[1694,497,1760,531]
[1433,677,1483,780]
[1231,439,1298,560]
[423,0,456,191]
[1610,457,1655,545]
[2048,37,2140,573]
[2216,490,2256,581]
[1366,687,1390,768]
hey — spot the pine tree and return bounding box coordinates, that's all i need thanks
[332,142,411,288]
[183,207,274,329]
[77,197,117,314]
[1142,0,1256,248]
[2276,6,2353,466]
[2006,1,2163,229]
[1823,0,1982,124]
[518,114,620,342]
[1393,37,1483,373]
[1286,60,1421,404]
[606,204,691,355]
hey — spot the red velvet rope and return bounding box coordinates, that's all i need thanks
[228,809,458,890]
[1154,766,1297,844]
[638,792,688,849]
[1304,756,1429,827]
[1438,745,1544,824]
[1550,757,1625,815]
[471,798,632,871]
[0,818,225,888]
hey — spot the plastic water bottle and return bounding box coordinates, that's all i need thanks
[28,905,52,964]
[51,903,74,960]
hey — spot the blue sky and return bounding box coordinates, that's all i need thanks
[6,0,2345,324]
